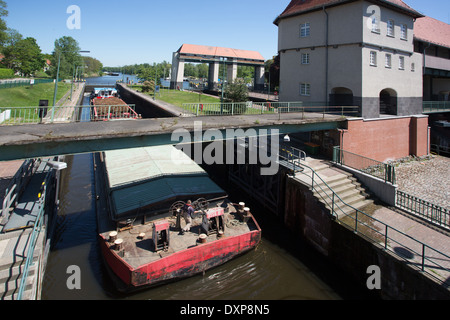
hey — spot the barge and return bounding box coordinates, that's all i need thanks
[90,87,140,121]
[94,145,261,293]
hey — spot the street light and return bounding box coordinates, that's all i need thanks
[52,50,89,121]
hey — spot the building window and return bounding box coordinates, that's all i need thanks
[300,83,310,96]
[301,53,310,64]
[387,20,395,37]
[371,17,380,33]
[300,23,310,38]
[401,24,407,40]
[385,54,392,68]
[411,63,415,72]
[370,51,377,66]
[399,56,405,70]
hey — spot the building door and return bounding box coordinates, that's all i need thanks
[380,89,397,115]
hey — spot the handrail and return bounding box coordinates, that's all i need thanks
[333,146,396,184]
[16,167,52,300]
[283,147,450,286]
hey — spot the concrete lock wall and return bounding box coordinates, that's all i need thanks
[284,177,450,299]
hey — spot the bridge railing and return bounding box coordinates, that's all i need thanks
[423,101,450,113]
[181,102,359,117]
[0,104,138,125]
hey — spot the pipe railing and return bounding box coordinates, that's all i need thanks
[332,147,396,184]
[283,146,450,287]
[16,164,54,300]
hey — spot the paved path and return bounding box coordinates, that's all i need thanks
[43,83,86,123]
[394,155,450,210]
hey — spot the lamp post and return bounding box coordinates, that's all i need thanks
[51,50,89,122]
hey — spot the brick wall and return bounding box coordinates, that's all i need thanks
[341,116,429,162]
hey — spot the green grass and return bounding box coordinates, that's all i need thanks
[0,82,72,109]
[132,86,220,108]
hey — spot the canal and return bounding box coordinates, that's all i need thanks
[41,75,375,300]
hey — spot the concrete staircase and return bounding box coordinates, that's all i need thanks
[295,157,373,218]
[0,229,42,300]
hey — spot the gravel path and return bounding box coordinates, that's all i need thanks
[393,155,450,210]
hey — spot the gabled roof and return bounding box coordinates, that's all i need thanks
[274,0,424,25]
[178,44,265,62]
[414,16,450,49]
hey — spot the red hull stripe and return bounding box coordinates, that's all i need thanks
[100,230,261,289]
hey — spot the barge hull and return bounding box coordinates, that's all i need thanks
[99,227,261,292]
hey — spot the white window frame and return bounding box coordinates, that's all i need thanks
[371,16,380,33]
[411,62,415,72]
[387,20,395,37]
[399,56,405,70]
[300,83,311,96]
[385,54,392,68]
[400,24,407,40]
[300,23,310,38]
[301,53,310,65]
[370,51,377,66]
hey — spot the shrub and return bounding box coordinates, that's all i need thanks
[0,69,15,79]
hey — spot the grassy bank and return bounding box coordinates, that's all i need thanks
[0,82,72,109]
[130,86,220,108]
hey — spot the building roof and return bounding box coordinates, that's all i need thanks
[178,44,265,62]
[274,0,424,25]
[414,16,450,49]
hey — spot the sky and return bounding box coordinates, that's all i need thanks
[4,0,450,67]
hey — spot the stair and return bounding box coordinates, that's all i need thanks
[295,157,373,218]
[0,228,43,300]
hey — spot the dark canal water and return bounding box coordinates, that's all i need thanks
[41,76,374,300]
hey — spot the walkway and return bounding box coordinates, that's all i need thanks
[296,157,450,288]
[42,82,86,123]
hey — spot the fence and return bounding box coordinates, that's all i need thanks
[332,147,396,184]
[396,190,449,230]
[181,101,359,118]
[423,101,450,113]
[0,104,139,125]
[286,147,450,287]
[0,79,54,90]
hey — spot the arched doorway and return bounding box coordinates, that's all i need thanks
[330,87,354,106]
[380,89,397,115]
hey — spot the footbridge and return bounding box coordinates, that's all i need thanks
[0,112,346,162]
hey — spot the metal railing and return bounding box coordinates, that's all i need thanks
[431,144,450,157]
[17,166,53,300]
[333,147,396,184]
[284,146,450,287]
[396,190,449,230]
[181,101,359,117]
[423,101,450,113]
[1,159,36,219]
[0,104,138,125]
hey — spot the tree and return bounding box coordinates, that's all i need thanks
[0,1,8,48]
[224,79,249,103]
[13,37,45,76]
[83,56,103,76]
[50,36,82,80]
[2,32,45,76]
